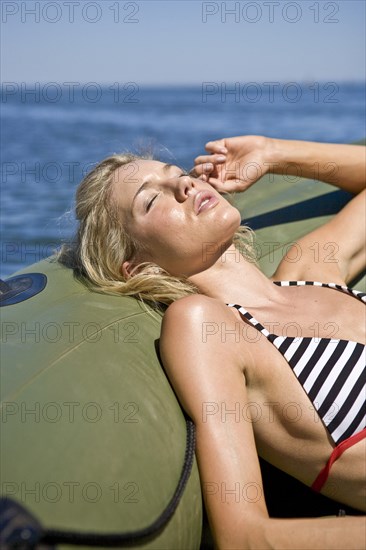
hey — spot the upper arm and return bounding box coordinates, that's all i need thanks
[274,190,366,284]
[160,296,268,548]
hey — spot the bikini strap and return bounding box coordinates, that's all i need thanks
[227,280,365,341]
[227,303,276,342]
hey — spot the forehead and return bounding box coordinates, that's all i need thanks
[116,159,166,189]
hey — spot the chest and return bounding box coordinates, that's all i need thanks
[228,284,365,449]
[233,284,365,344]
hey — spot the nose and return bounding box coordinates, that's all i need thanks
[174,175,195,202]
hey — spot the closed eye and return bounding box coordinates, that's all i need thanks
[146,194,159,212]
[145,171,187,212]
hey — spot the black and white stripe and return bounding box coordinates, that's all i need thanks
[228,281,366,445]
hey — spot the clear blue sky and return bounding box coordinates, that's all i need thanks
[1,0,365,84]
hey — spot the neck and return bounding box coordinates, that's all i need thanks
[189,244,281,308]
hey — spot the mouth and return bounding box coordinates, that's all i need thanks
[194,191,220,215]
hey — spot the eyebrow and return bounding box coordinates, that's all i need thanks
[131,163,177,211]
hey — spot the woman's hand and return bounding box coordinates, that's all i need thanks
[192,135,275,193]
[194,136,365,195]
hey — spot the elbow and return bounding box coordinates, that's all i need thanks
[213,515,272,550]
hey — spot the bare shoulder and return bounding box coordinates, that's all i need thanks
[161,294,240,364]
[160,294,246,419]
[160,294,244,374]
[162,293,232,333]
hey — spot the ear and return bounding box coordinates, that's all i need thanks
[121,260,139,279]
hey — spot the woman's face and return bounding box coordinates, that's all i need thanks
[112,159,241,277]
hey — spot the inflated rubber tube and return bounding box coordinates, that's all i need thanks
[1,169,365,550]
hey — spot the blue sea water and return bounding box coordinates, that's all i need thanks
[1,82,365,278]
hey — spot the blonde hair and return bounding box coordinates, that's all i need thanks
[58,152,256,307]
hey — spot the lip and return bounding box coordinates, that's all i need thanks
[194,191,220,215]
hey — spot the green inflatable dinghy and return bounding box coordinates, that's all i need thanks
[1,167,365,549]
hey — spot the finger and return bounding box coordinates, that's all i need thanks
[221,179,252,193]
[204,177,223,191]
[194,154,226,166]
[205,139,228,154]
[190,162,214,177]
[221,179,244,193]
[208,178,251,194]
[189,165,209,180]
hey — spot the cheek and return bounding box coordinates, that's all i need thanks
[150,207,186,238]
[132,212,185,261]
[149,228,188,258]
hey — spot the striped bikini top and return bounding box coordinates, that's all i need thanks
[227,281,366,446]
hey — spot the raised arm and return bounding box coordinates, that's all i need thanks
[193,135,365,195]
[266,139,365,283]
[267,138,365,194]
[160,295,366,549]
[194,136,365,283]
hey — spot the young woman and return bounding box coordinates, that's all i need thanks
[62,135,365,549]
